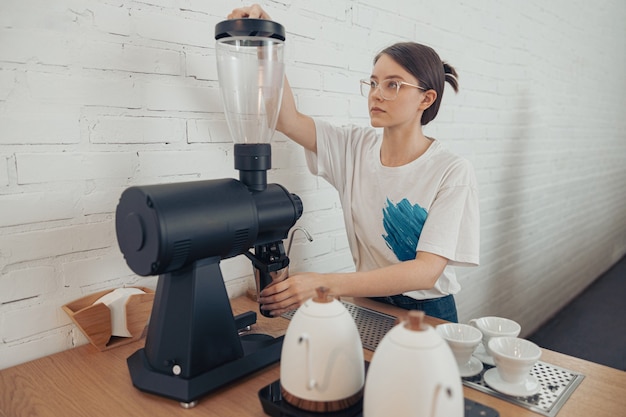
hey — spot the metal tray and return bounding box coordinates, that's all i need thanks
[283,301,584,416]
[463,361,584,417]
[259,379,500,417]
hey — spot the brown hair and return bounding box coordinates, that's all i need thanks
[374,42,458,125]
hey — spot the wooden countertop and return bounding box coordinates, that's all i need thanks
[1,296,625,417]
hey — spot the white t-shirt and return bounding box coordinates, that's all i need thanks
[305,118,480,299]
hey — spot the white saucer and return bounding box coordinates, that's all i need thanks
[458,356,483,377]
[473,344,495,366]
[483,368,541,397]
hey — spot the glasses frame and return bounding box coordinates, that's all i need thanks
[360,78,427,101]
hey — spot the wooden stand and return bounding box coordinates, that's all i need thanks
[62,287,155,351]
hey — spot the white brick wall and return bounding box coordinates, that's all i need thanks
[1,0,625,369]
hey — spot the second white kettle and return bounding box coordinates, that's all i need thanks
[363,310,463,417]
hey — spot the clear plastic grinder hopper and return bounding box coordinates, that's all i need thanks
[215,19,286,191]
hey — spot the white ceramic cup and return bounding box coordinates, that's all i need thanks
[468,316,521,356]
[488,337,542,384]
[436,323,483,369]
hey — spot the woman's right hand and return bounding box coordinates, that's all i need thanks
[258,272,329,317]
[228,4,271,19]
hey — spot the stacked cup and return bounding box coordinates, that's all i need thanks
[436,323,484,377]
[464,316,542,396]
[469,316,521,365]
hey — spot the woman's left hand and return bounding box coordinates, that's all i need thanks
[258,272,326,316]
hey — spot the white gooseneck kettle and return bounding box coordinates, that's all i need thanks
[364,311,463,417]
[280,287,365,413]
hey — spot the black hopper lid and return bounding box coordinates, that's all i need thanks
[215,19,285,41]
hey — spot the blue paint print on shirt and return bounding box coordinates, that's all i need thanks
[382,198,428,261]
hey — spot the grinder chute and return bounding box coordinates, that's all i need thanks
[115,18,299,407]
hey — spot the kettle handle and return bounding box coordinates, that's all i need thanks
[430,384,458,417]
[298,334,317,390]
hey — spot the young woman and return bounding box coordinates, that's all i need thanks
[228,5,479,322]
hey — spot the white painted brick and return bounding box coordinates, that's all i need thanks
[143,81,223,113]
[270,142,307,169]
[62,251,131,289]
[0,266,57,304]
[0,156,8,187]
[221,256,254,282]
[297,94,349,117]
[88,116,185,144]
[302,209,345,236]
[80,42,182,75]
[344,45,373,75]
[187,119,219,143]
[1,222,115,265]
[268,169,319,195]
[16,152,135,184]
[333,230,350,253]
[376,12,415,40]
[368,32,407,56]
[298,249,354,274]
[91,2,132,36]
[287,234,333,263]
[137,146,232,178]
[351,4,378,30]
[1,303,71,342]
[26,72,140,109]
[0,69,16,100]
[187,119,211,143]
[323,71,358,95]
[127,0,172,8]
[349,97,370,120]
[270,9,322,41]
[286,66,322,90]
[0,28,72,66]
[207,119,233,143]
[299,0,348,20]
[0,112,81,145]
[180,0,233,17]
[186,52,218,81]
[134,9,217,48]
[298,189,340,213]
[291,39,348,68]
[0,0,85,33]
[82,184,127,215]
[0,191,79,227]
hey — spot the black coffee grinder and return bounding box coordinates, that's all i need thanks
[115,19,299,407]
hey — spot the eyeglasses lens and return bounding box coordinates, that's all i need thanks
[360,80,398,100]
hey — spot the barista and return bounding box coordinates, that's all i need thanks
[228,5,480,322]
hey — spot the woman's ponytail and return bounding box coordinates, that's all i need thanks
[443,61,459,93]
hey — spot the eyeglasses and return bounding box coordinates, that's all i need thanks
[360,78,427,101]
